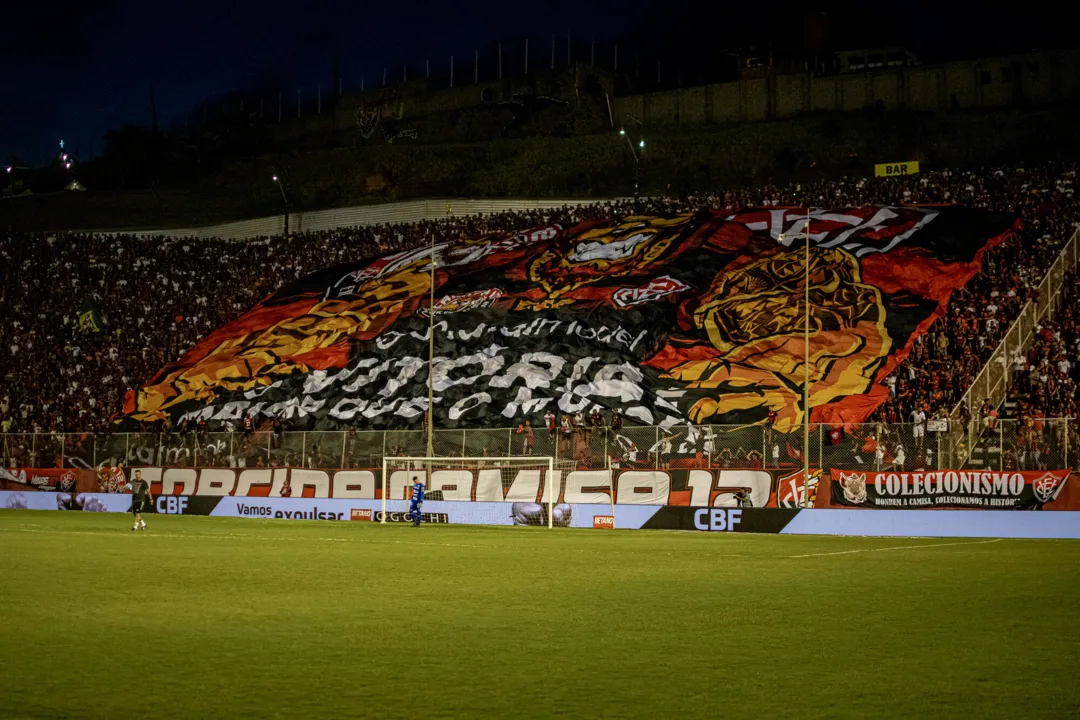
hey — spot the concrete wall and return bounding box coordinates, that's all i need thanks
[269,65,614,146]
[612,49,1080,128]
[262,50,1080,152]
[123,197,618,240]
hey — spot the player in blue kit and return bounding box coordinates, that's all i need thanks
[407,477,425,526]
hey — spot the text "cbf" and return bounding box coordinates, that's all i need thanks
[693,508,742,532]
[156,496,188,514]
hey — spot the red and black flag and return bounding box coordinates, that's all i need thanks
[126,206,1017,432]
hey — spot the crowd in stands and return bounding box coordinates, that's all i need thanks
[1,162,1078,455]
[1005,272,1080,425]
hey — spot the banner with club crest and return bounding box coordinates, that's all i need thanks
[829,469,1070,510]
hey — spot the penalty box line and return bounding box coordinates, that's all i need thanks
[787,538,1004,558]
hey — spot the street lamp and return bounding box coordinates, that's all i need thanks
[618,129,645,209]
[272,174,290,236]
[5,165,28,197]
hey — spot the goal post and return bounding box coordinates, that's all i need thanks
[380,456,559,527]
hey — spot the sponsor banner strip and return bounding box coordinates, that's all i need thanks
[640,507,802,533]
[4,492,1080,538]
[779,509,1080,540]
[4,463,1075,513]
[0,467,80,492]
[0,491,132,513]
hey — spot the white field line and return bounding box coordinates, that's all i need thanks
[0,526,1008,558]
[0,525,754,557]
[787,538,1004,558]
[0,526,493,549]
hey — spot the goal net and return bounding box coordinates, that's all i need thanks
[381,456,573,528]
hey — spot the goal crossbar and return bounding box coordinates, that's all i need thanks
[380,456,557,528]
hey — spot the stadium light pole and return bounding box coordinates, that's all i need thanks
[779,211,814,508]
[802,212,811,507]
[272,174,289,236]
[618,129,645,210]
[426,219,440,458]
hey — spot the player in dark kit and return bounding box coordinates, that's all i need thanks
[129,469,153,531]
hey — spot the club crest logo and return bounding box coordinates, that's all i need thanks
[777,469,821,508]
[838,471,868,504]
[1032,472,1065,504]
[612,275,691,307]
[59,470,77,493]
[417,288,503,317]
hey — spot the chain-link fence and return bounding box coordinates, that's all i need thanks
[4,420,1075,472]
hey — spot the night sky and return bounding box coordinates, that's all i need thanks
[0,1,1066,168]
[0,0,652,166]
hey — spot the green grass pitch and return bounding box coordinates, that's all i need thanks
[1,510,1078,720]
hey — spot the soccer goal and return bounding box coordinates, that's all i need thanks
[381,456,568,528]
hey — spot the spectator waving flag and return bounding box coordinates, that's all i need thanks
[78,299,104,333]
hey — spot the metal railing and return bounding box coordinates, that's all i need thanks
[3,420,1075,472]
[949,226,1080,453]
[4,230,1076,477]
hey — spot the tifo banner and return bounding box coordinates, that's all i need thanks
[0,467,79,493]
[127,206,1016,432]
[37,464,1074,511]
[128,465,820,508]
[2,466,1073,511]
[829,469,1070,510]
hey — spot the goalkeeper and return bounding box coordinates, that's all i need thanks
[128,469,154,531]
[406,477,425,527]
